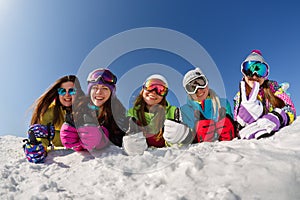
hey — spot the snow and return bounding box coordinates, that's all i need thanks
[1,118,300,200]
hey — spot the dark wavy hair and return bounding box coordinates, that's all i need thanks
[30,75,85,126]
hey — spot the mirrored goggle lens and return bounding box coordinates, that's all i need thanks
[185,76,208,94]
[143,84,168,96]
[144,78,167,88]
[87,69,117,84]
[58,88,77,96]
[242,61,268,78]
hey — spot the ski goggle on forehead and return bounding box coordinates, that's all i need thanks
[143,80,168,97]
[87,69,117,84]
[57,88,77,96]
[185,75,208,94]
[242,61,269,78]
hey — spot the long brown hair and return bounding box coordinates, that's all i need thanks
[245,79,285,113]
[30,75,85,126]
[133,89,167,133]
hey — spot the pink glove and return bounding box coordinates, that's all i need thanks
[60,122,83,151]
[236,81,263,127]
[78,125,109,151]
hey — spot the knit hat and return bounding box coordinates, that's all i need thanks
[241,49,270,78]
[144,74,168,88]
[87,68,117,94]
[182,67,207,89]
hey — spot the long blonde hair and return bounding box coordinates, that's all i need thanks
[208,89,221,117]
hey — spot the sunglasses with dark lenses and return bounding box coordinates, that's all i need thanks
[87,69,117,85]
[242,61,269,78]
[57,88,77,96]
[143,80,168,96]
[185,75,208,94]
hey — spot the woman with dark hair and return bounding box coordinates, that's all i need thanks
[60,68,128,151]
[123,74,190,156]
[24,75,85,163]
[234,50,296,139]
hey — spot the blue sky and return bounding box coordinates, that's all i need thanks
[1,0,299,137]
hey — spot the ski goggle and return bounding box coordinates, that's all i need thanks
[185,75,208,94]
[57,88,77,96]
[143,80,168,96]
[242,61,269,78]
[87,69,117,85]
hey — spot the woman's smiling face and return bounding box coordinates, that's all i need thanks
[190,86,209,102]
[58,81,75,107]
[90,84,111,107]
[142,89,164,108]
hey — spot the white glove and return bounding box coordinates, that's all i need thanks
[236,81,264,127]
[238,121,268,139]
[163,119,190,144]
[122,132,147,156]
[239,108,287,139]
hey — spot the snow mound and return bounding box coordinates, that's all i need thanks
[1,118,300,199]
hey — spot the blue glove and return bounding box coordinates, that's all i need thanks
[239,108,288,139]
[28,124,55,140]
[236,81,264,127]
[23,131,47,163]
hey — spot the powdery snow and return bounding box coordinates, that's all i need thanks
[1,118,300,200]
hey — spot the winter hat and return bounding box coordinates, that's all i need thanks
[241,49,270,78]
[144,74,168,88]
[87,68,117,94]
[182,67,207,89]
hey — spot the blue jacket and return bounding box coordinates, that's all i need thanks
[181,97,233,130]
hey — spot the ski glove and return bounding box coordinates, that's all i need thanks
[23,131,47,163]
[239,108,288,139]
[123,132,148,156]
[163,119,190,145]
[24,143,47,163]
[60,122,83,151]
[78,125,109,151]
[236,81,263,127]
[122,117,147,156]
[28,124,55,140]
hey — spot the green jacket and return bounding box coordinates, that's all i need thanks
[37,101,64,150]
[127,101,177,147]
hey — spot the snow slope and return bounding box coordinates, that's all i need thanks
[1,118,300,200]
